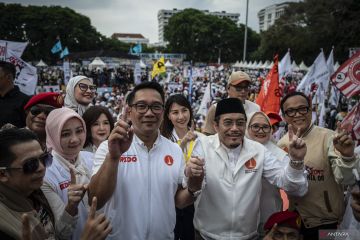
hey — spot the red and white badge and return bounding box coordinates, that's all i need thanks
[245,158,257,169]
[164,155,174,166]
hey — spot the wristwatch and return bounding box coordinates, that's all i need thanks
[188,187,202,198]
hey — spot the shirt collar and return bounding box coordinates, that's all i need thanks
[134,130,162,149]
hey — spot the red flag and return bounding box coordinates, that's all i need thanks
[331,51,360,98]
[256,55,281,113]
[340,101,360,142]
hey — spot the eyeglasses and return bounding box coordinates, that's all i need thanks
[78,83,97,93]
[230,84,249,92]
[284,106,309,117]
[30,105,56,116]
[130,102,164,114]
[222,119,246,128]
[250,124,271,133]
[0,152,52,174]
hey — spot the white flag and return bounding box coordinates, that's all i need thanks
[278,50,292,96]
[0,40,28,60]
[197,83,212,116]
[6,50,37,96]
[318,102,326,127]
[297,51,329,97]
[327,48,340,107]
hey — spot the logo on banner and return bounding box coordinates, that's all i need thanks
[59,180,70,190]
[164,155,174,166]
[349,58,360,85]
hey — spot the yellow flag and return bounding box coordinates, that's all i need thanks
[151,56,166,79]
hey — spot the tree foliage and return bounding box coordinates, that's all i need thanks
[0,3,130,63]
[254,0,360,64]
[164,8,260,63]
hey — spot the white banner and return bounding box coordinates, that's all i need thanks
[63,60,72,85]
[0,40,28,59]
[197,83,212,116]
[134,62,142,85]
[6,50,37,96]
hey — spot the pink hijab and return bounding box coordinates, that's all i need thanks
[46,107,86,160]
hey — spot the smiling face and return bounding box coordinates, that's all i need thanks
[0,140,45,196]
[247,113,271,144]
[74,79,95,105]
[129,88,164,138]
[91,113,111,147]
[282,95,312,135]
[214,113,246,148]
[168,102,191,132]
[60,118,86,158]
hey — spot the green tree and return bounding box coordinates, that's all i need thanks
[164,8,260,62]
[254,0,360,64]
[0,3,130,63]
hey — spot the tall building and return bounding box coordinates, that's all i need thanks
[158,9,240,44]
[258,2,289,32]
[111,33,149,45]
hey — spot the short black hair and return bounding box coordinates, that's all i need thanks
[82,106,115,148]
[127,81,165,105]
[0,60,16,79]
[280,91,311,114]
[0,128,40,168]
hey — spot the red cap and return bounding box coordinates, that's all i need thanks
[266,111,282,126]
[264,210,301,230]
[24,92,64,110]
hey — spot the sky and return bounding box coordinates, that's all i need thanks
[3,0,299,43]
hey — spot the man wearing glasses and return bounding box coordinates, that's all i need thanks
[203,71,260,135]
[189,98,308,239]
[278,91,358,239]
[88,82,204,239]
[24,92,64,149]
[0,128,55,239]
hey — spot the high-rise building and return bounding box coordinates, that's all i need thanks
[158,9,240,45]
[111,33,149,45]
[258,2,289,32]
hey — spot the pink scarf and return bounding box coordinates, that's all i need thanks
[46,107,86,160]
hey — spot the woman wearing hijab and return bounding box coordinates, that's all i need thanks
[64,76,96,116]
[41,108,92,240]
[245,111,288,238]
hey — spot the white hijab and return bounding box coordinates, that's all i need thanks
[64,75,93,116]
[246,111,287,160]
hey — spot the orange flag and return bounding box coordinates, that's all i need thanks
[256,55,281,113]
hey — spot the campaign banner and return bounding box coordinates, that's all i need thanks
[134,62,142,85]
[63,60,72,85]
[0,40,28,59]
[6,50,37,96]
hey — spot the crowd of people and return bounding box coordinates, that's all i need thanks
[0,58,360,240]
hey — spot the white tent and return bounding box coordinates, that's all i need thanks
[267,61,274,69]
[261,60,270,69]
[291,60,299,71]
[139,60,146,68]
[89,57,106,70]
[299,61,308,71]
[232,61,241,68]
[165,60,173,67]
[256,61,263,69]
[36,59,47,67]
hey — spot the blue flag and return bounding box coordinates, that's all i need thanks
[132,44,142,54]
[51,40,62,54]
[60,47,69,58]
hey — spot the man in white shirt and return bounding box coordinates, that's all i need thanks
[186,98,308,240]
[88,82,204,240]
[203,71,260,135]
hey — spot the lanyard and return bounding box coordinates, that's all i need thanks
[177,139,195,163]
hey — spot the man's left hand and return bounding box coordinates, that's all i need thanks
[333,122,355,158]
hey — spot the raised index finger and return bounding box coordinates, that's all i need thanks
[288,124,294,142]
[70,167,77,185]
[121,105,130,123]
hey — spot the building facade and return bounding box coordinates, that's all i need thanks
[111,33,149,45]
[158,9,240,44]
[258,2,289,32]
